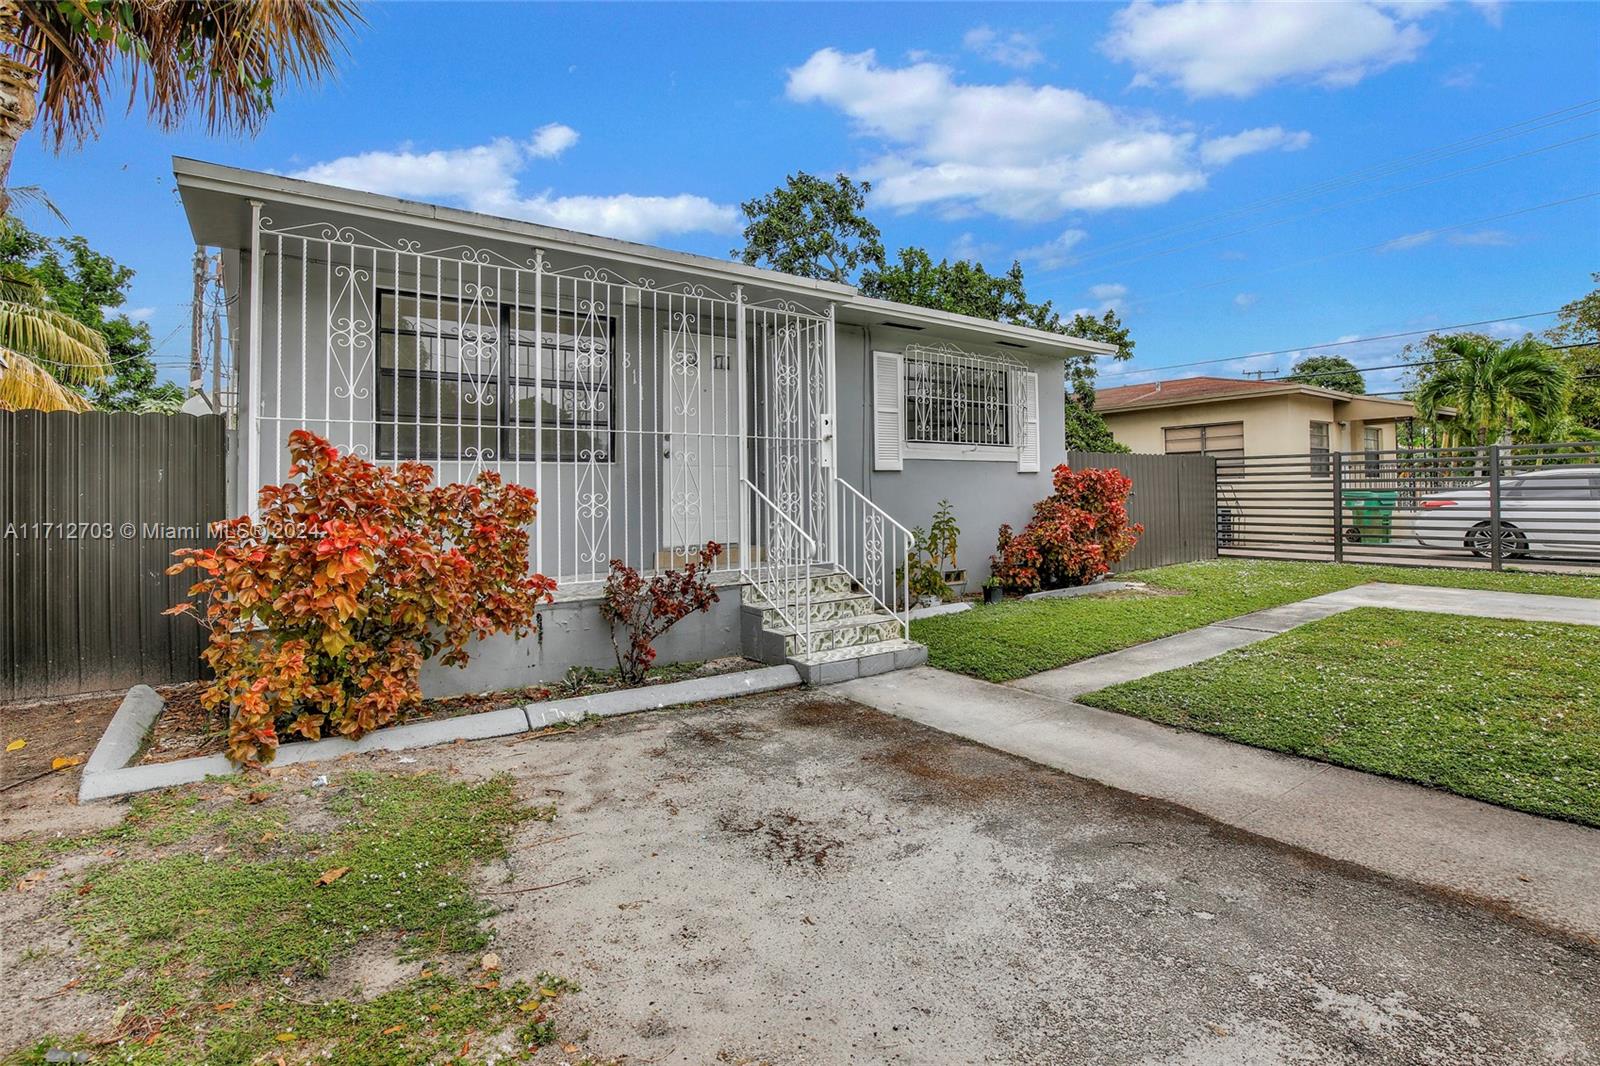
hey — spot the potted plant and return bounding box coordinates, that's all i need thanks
[982,577,1005,605]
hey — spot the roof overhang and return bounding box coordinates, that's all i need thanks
[173,156,1118,358]
[1100,381,1424,417]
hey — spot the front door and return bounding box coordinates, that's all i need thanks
[660,327,739,562]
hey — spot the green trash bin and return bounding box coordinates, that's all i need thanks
[1341,489,1398,544]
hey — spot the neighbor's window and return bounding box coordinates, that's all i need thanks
[1164,421,1244,474]
[1309,421,1331,478]
[904,353,1015,449]
[1363,426,1382,479]
[376,291,614,462]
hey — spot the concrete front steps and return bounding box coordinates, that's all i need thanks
[740,570,927,685]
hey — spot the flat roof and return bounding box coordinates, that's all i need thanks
[173,157,1116,359]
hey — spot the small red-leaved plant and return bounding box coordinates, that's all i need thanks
[990,465,1143,593]
[167,430,555,765]
[600,543,722,686]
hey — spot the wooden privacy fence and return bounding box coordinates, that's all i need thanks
[1064,450,1219,571]
[1,412,228,702]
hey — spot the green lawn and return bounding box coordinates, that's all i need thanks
[1078,608,1600,827]
[913,559,1600,682]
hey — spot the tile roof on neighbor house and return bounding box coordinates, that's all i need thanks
[1095,375,1297,410]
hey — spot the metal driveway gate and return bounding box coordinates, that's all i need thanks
[1216,442,1600,572]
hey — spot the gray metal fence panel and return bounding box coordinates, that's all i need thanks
[1215,443,1600,573]
[1065,450,1219,571]
[1,412,228,702]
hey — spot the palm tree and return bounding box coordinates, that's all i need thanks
[0,0,359,212]
[0,249,105,410]
[1414,335,1571,447]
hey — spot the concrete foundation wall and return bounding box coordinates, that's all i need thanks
[419,583,745,697]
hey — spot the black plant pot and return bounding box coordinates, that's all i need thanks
[983,585,1005,605]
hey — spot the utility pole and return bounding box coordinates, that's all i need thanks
[189,247,206,396]
[210,253,224,409]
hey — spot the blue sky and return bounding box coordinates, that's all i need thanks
[12,0,1600,396]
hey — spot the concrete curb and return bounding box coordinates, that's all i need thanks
[1022,580,1147,601]
[78,664,801,803]
[907,602,973,621]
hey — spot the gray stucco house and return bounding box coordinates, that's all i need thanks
[174,158,1114,689]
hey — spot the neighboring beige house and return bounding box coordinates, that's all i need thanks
[1094,376,1424,466]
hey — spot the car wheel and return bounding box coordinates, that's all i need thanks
[1465,522,1528,559]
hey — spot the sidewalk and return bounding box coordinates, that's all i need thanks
[841,583,1600,942]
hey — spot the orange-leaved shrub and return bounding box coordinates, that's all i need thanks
[990,465,1143,593]
[167,430,555,765]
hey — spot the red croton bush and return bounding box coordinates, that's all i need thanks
[168,431,555,766]
[990,465,1143,593]
[600,542,722,686]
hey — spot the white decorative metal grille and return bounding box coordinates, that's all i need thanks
[246,216,836,590]
[902,341,1024,449]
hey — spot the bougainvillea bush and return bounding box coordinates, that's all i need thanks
[600,543,722,685]
[990,465,1143,593]
[167,431,556,765]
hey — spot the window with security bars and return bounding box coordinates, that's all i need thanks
[1164,421,1245,474]
[903,354,1015,448]
[1363,425,1382,478]
[376,291,614,462]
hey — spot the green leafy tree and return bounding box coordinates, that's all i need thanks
[1413,334,1571,446]
[0,217,179,410]
[1285,354,1365,394]
[1545,275,1599,438]
[736,172,884,285]
[860,248,1134,450]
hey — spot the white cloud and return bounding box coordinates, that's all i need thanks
[1379,227,1515,252]
[1448,228,1514,247]
[123,305,156,321]
[963,26,1045,69]
[1199,126,1311,166]
[949,231,1001,263]
[785,48,1305,221]
[1103,1,1440,97]
[1089,282,1129,301]
[1019,228,1089,269]
[290,130,737,243]
[528,122,579,158]
[1233,292,1259,309]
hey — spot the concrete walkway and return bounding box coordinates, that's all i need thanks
[841,583,1600,941]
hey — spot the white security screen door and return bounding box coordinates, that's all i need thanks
[661,327,739,556]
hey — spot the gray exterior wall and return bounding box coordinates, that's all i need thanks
[834,322,1070,583]
[420,583,743,697]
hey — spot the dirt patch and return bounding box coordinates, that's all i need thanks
[865,738,1012,803]
[1,688,136,801]
[715,808,845,869]
[783,698,860,728]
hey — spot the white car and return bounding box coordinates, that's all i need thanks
[1411,465,1600,559]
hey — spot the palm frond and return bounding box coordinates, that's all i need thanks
[0,344,91,411]
[0,297,108,381]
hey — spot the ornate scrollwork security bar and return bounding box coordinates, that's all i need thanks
[243,214,839,601]
[901,341,1027,450]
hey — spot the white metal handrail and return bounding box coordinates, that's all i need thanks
[741,477,816,654]
[832,476,912,640]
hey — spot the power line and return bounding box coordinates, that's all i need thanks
[1054,131,1599,281]
[1098,309,1563,380]
[1054,98,1600,270]
[1259,342,1592,385]
[1126,191,1600,308]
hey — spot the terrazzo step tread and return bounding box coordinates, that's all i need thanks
[740,572,857,606]
[784,617,905,656]
[757,593,880,627]
[767,611,900,639]
[788,639,929,684]
[788,638,924,666]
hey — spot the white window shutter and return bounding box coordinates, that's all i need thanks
[1018,371,1040,473]
[873,350,904,471]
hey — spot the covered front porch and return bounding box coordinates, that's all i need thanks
[184,164,913,659]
